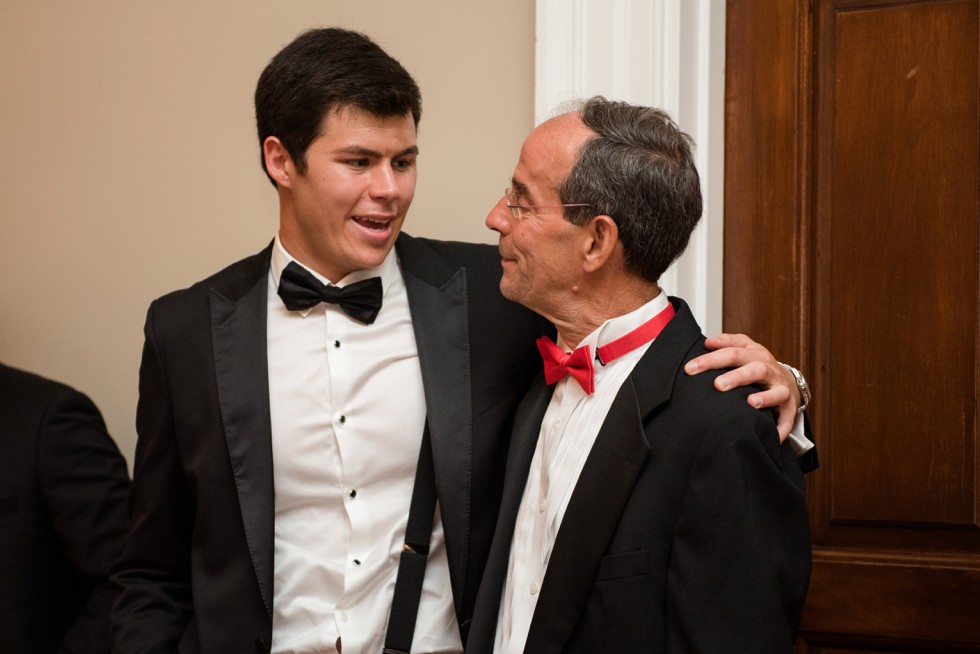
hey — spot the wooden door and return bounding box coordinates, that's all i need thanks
[725,0,980,651]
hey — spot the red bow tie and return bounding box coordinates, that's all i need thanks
[536,302,676,394]
[536,339,596,394]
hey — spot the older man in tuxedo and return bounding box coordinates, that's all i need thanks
[469,98,813,653]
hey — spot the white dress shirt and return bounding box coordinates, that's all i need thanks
[493,294,812,653]
[267,236,461,654]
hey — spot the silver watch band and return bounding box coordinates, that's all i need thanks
[780,363,811,414]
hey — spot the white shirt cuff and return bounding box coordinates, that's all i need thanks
[787,412,814,457]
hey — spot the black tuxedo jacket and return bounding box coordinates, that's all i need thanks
[111,234,549,653]
[0,363,131,653]
[467,298,812,654]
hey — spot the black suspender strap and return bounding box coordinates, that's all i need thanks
[382,421,437,654]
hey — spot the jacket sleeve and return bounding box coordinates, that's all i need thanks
[36,386,131,654]
[665,411,812,653]
[111,303,196,653]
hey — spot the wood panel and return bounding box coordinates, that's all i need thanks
[805,552,980,647]
[724,0,807,363]
[815,0,979,533]
[726,0,980,650]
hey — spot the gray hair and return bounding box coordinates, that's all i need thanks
[559,97,703,282]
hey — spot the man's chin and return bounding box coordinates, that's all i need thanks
[497,279,527,307]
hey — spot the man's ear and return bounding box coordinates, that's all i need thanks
[582,214,621,273]
[263,136,294,189]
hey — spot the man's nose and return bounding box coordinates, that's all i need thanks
[485,196,513,234]
[369,164,399,198]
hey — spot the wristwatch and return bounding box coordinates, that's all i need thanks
[781,363,811,414]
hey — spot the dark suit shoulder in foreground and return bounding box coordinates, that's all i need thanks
[0,364,131,654]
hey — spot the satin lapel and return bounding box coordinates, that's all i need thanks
[466,377,554,654]
[396,235,473,609]
[209,254,275,618]
[524,297,703,654]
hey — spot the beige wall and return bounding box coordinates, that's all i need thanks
[0,2,535,466]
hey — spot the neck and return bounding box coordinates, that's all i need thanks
[548,277,662,349]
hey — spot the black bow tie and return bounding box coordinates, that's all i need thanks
[277,261,383,325]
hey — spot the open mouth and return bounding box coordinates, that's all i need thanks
[353,216,392,231]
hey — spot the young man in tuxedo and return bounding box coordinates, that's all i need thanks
[468,98,813,653]
[112,30,809,654]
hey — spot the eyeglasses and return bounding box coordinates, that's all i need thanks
[504,187,590,219]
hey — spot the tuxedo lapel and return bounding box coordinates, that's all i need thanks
[209,246,275,617]
[524,298,702,653]
[395,234,475,609]
[466,377,554,653]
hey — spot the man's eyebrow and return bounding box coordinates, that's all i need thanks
[510,178,530,199]
[336,145,419,158]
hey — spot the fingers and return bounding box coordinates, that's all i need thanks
[703,332,761,351]
[775,403,795,443]
[685,348,762,376]
[686,335,775,377]
[777,363,802,405]
[747,388,794,442]
[712,360,770,392]
[688,333,803,439]
[685,346,776,380]
[745,385,791,410]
